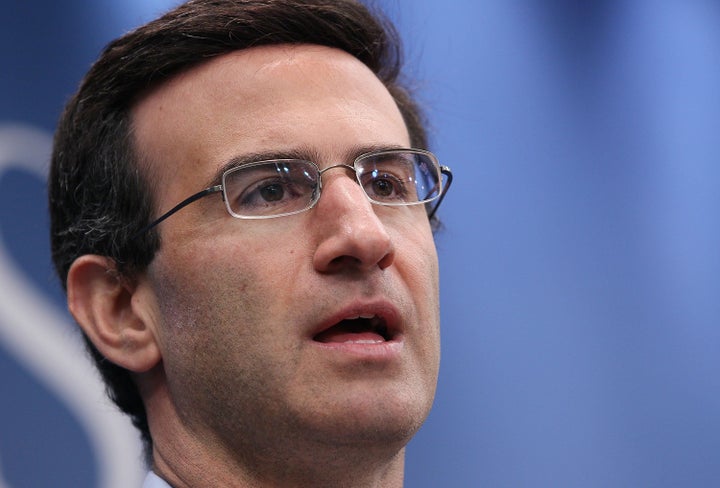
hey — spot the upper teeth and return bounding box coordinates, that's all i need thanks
[347,313,376,320]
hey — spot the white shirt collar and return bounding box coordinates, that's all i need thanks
[142,471,173,488]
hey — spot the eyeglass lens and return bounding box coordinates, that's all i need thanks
[221,150,443,219]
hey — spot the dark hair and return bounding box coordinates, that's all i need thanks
[49,0,428,460]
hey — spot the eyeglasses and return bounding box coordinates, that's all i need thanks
[136,148,452,236]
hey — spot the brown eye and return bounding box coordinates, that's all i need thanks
[362,170,408,203]
[371,178,395,198]
[224,160,320,217]
[259,183,285,202]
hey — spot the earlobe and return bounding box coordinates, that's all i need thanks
[67,255,161,373]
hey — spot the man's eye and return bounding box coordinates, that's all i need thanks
[258,183,285,202]
[364,172,408,202]
[371,178,396,198]
[237,178,297,208]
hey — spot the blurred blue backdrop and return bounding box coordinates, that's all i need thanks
[1,1,718,486]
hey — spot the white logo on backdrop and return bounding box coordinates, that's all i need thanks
[0,124,143,487]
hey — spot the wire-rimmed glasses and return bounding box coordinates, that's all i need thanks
[136,148,452,236]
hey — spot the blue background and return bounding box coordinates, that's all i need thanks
[2,1,719,486]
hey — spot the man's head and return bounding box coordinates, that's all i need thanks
[50,0,446,484]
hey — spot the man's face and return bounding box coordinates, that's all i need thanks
[132,44,440,458]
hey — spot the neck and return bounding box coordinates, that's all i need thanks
[140,368,408,488]
[151,432,407,488]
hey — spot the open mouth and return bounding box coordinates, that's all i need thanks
[313,314,392,344]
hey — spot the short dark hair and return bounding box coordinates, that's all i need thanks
[49,0,428,459]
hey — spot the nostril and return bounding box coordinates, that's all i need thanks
[377,249,394,270]
[328,255,362,270]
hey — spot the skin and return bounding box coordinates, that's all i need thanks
[69,44,440,487]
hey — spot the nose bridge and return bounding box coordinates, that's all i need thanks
[311,162,395,272]
[316,162,366,204]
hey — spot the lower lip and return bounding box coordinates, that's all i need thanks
[312,336,404,360]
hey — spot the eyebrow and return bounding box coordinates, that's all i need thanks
[205,143,410,188]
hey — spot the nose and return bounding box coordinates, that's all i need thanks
[311,168,395,273]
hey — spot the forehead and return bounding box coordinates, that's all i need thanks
[131,44,410,192]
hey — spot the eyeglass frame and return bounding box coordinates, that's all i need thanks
[133,147,453,237]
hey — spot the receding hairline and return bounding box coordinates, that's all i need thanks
[131,42,390,109]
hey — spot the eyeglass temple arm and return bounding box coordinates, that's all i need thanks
[133,185,223,238]
[427,166,453,221]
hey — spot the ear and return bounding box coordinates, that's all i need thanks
[67,255,161,373]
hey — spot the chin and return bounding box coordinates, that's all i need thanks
[299,386,434,449]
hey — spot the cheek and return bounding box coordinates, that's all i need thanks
[391,217,441,363]
[148,232,307,349]
[147,244,297,404]
[392,214,440,294]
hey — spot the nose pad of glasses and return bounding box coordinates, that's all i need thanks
[318,163,357,178]
[313,163,365,206]
[317,163,381,214]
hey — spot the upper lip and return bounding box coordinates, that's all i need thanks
[310,300,403,342]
